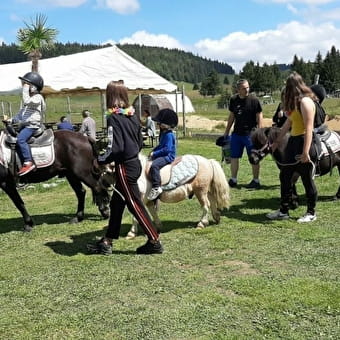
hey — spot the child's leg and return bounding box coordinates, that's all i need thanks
[17,128,35,162]
[149,157,169,188]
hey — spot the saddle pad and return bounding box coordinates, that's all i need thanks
[0,130,55,168]
[320,131,340,157]
[31,144,55,168]
[162,155,199,191]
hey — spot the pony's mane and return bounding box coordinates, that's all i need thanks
[268,127,288,153]
[251,127,269,146]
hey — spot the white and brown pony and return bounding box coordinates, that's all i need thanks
[101,154,231,239]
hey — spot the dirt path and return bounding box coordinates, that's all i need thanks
[181,115,340,131]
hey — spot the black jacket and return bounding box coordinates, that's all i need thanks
[99,113,143,164]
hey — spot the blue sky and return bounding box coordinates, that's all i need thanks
[1,0,340,72]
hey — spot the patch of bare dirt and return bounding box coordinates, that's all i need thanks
[181,115,340,131]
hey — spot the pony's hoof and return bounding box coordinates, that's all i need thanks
[69,217,81,224]
[196,221,207,229]
[23,224,33,232]
[126,231,137,240]
[100,208,110,219]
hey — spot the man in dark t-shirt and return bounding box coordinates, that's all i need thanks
[224,79,263,189]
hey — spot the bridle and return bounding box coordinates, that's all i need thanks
[251,141,271,160]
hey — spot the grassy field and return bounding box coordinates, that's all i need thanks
[0,138,339,339]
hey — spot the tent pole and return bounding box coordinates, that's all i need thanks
[101,92,106,130]
[182,85,186,137]
[67,96,71,122]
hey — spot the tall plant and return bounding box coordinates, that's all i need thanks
[17,13,58,72]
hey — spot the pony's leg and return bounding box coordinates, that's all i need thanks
[289,172,300,210]
[65,174,86,223]
[335,165,340,199]
[195,193,210,229]
[0,174,34,232]
[126,217,139,240]
[146,200,162,230]
[208,192,221,224]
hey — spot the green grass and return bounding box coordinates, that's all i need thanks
[0,138,339,339]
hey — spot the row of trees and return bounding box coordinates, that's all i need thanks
[197,45,340,101]
[238,46,340,94]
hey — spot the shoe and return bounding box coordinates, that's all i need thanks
[266,210,289,220]
[147,187,163,200]
[245,179,260,189]
[297,213,317,223]
[136,240,163,254]
[18,162,36,176]
[228,179,237,188]
[87,237,112,255]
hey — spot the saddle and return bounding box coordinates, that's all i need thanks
[146,155,199,191]
[318,129,340,158]
[0,128,55,173]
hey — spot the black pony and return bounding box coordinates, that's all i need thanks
[250,126,340,203]
[0,128,110,231]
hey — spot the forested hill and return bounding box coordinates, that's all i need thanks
[0,42,234,84]
[117,44,234,83]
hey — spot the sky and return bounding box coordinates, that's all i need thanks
[1,0,340,73]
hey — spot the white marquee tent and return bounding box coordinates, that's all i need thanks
[0,45,177,95]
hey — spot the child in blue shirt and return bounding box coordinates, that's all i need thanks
[147,109,178,200]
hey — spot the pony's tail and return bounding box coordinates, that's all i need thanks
[209,159,230,210]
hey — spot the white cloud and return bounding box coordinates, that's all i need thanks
[259,0,335,4]
[287,3,299,14]
[193,21,340,72]
[118,31,185,50]
[96,0,140,14]
[17,0,87,6]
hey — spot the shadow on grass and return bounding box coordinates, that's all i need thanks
[45,228,133,256]
[45,220,196,256]
[0,212,106,234]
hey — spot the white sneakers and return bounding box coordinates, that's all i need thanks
[266,210,317,223]
[297,213,317,223]
[147,187,163,201]
[266,210,289,220]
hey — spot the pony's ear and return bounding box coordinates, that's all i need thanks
[264,127,270,137]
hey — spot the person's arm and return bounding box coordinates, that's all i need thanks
[224,111,235,136]
[300,97,315,163]
[256,111,264,128]
[271,118,292,152]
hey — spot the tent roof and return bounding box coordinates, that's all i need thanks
[152,93,195,113]
[0,45,177,95]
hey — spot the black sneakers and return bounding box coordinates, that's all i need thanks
[136,240,163,254]
[87,237,112,255]
[228,179,237,188]
[245,179,260,189]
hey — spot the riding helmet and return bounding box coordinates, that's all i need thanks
[152,108,178,128]
[19,72,44,92]
[310,84,326,104]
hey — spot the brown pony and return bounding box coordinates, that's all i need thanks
[0,129,110,231]
[250,126,340,203]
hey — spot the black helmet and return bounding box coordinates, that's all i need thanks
[215,135,230,147]
[310,84,326,104]
[152,108,178,128]
[19,72,44,92]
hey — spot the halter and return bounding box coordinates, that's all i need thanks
[251,141,270,160]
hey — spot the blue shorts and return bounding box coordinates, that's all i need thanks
[230,133,253,158]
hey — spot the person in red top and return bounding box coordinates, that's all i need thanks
[87,80,162,255]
